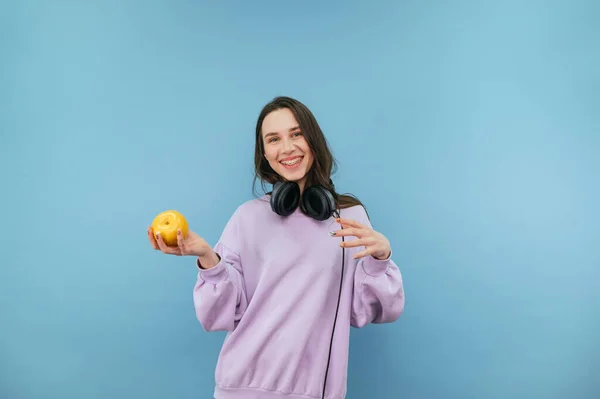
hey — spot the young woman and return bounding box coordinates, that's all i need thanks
[148,96,405,399]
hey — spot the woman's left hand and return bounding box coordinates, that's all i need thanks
[331,218,391,260]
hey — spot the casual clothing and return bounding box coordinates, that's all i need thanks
[193,196,405,399]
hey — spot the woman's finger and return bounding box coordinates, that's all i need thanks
[336,218,366,229]
[353,247,374,259]
[332,227,366,238]
[340,238,373,248]
[148,227,159,250]
[177,229,186,254]
[155,233,168,252]
[156,233,179,255]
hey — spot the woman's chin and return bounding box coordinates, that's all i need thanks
[282,172,307,183]
[276,167,306,182]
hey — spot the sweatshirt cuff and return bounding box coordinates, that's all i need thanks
[361,250,393,277]
[197,257,228,284]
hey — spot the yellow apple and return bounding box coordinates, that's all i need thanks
[151,210,189,247]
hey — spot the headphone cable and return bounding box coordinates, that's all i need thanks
[321,213,345,398]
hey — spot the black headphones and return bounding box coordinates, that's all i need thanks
[268,179,344,398]
[269,180,338,221]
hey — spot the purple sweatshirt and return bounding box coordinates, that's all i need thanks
[193,196,405,399]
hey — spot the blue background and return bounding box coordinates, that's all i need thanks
[1,1,599,398]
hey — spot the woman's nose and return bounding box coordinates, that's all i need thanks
[281,138,294,152]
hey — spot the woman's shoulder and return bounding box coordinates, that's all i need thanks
[217,196,272,247]
[226,195,273,224]
[236,195,271,214]
[338,203,368,220]
[337,201,374,229]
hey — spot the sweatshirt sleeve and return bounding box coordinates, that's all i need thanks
[350,209,405,328]
[192,209,248,332]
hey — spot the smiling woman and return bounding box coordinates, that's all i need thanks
[252,96,366,210]
[148,96,405,399]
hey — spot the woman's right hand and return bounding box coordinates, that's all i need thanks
[147,226,211,258]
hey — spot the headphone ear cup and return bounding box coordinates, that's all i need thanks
[300,185,336,221]
[270,181,301,216]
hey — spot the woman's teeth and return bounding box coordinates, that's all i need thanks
[281,157,302,165]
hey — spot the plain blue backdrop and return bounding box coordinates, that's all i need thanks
[1,0,599,398]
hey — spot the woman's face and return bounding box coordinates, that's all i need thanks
[261,108,314,191]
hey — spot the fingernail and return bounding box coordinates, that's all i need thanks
[177,230,181,235]
[329,231,336,236]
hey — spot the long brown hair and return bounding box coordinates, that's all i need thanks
[252,96,366,212]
